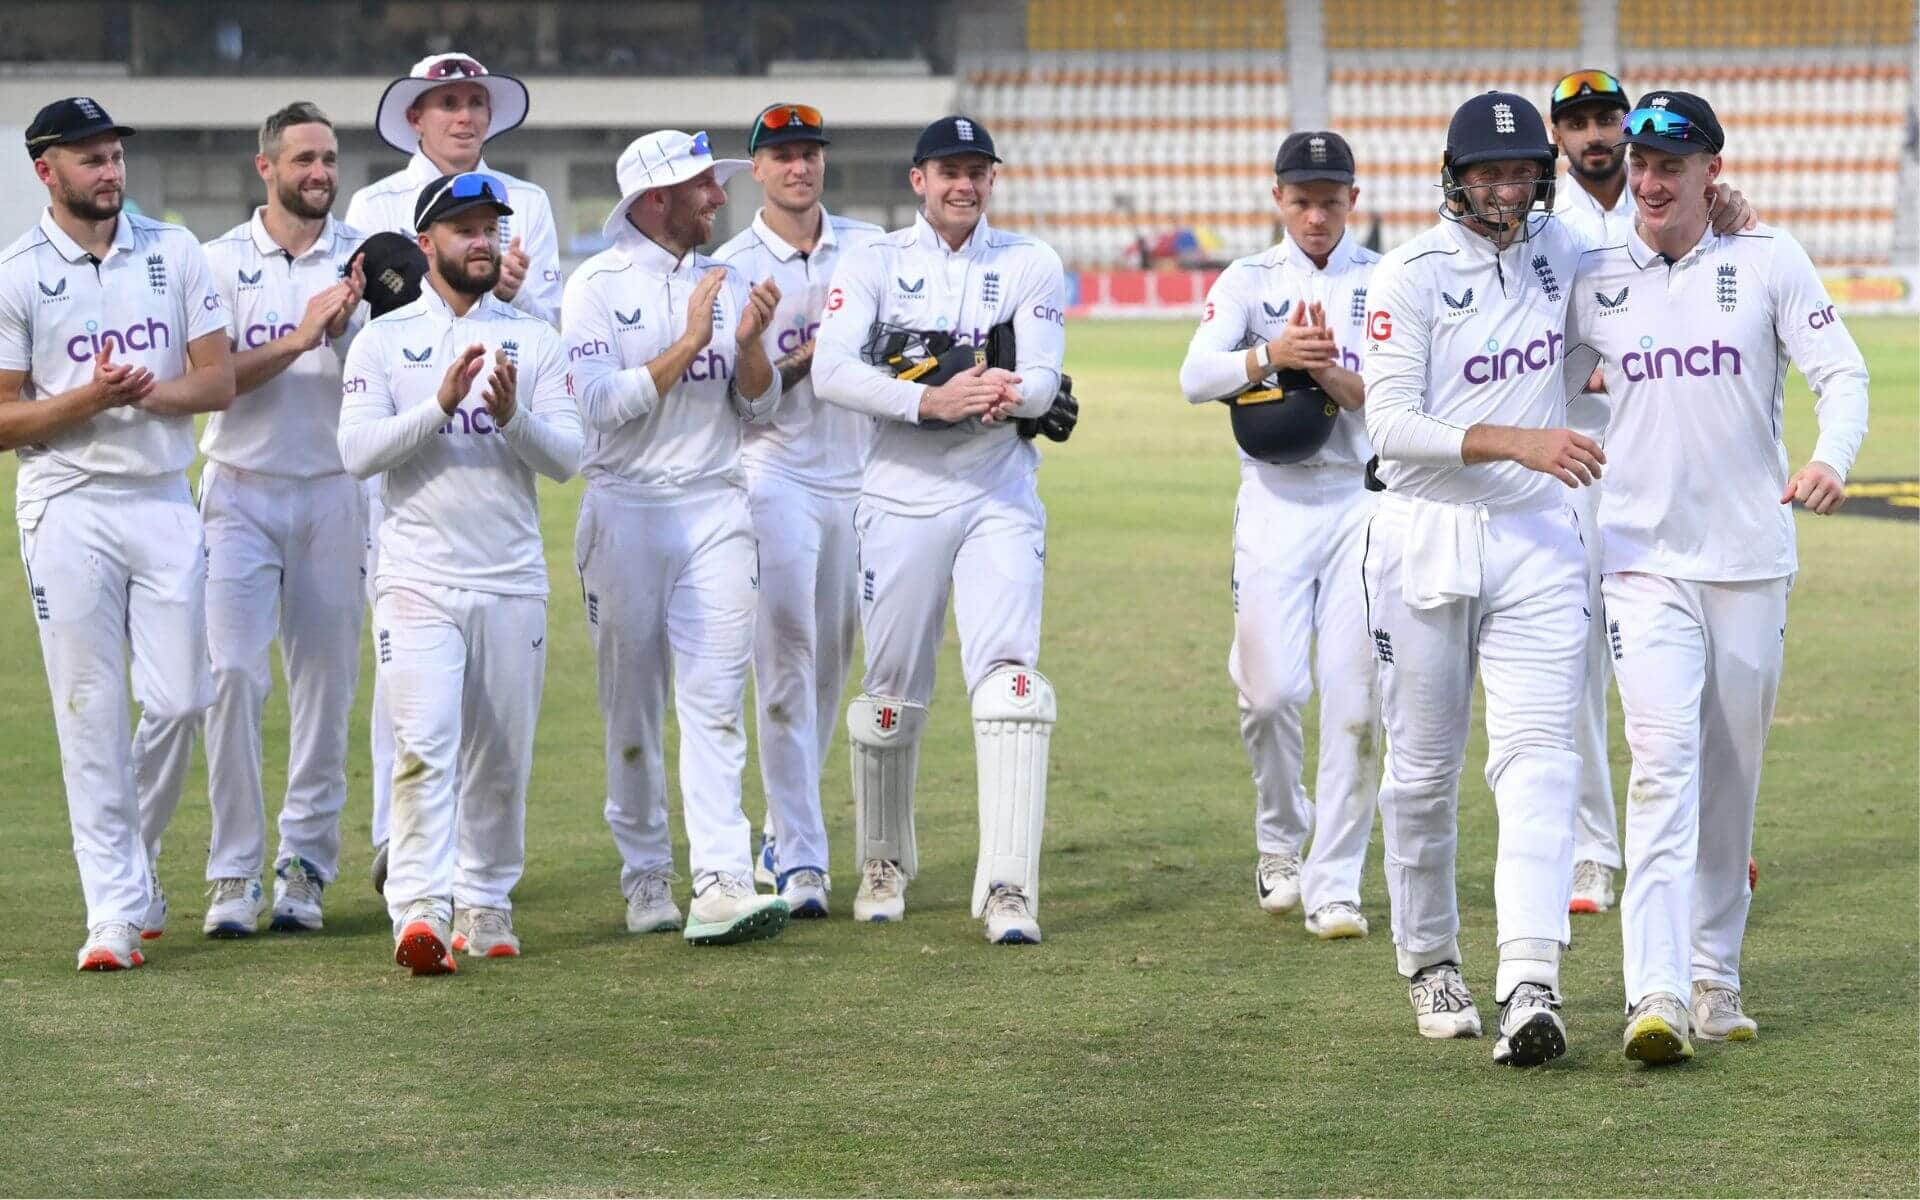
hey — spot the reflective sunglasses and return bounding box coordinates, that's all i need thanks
[1623,107,1699,141]
[1553,69,1626,104]
[749,103,825,152]
[416,171,509,229]
[421,56,488,80]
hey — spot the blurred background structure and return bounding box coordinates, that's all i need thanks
[1,0,1912,312]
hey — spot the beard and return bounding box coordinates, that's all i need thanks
[277,176,336,221]
[59,179,121,222]
[435,247,501,296]
[1568,145,1624,185]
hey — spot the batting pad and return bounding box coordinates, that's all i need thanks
[970,665,1057,917]
[848,694,928,878]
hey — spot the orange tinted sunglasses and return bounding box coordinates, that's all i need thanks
[750,103,825,151]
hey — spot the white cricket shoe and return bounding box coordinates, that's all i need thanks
[270,857,324,932]
[452,906,521,958]
[1569,860,1615,914]
[853,858,907,924]
[685,872,789,946]
[982,883,1042,945]
[779,868,830,919]
[142,882,167,941]
[1256,852,1302,913]
[1305,901,1369,940]
[1623,992,1694,1065]
[1493,982,1568,1067]
[1691,981,1758,1042]
[203,877,265,938]
[77,921,145,971]
[392,898,456,976]
[1409,961,1482,1039]
[753,833,778,890]
[624,868,683,934]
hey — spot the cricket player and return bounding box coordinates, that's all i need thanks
[713,103,884,917]
[1565,91,1868,1063]
[0,97,234,970]
[814,115,1077,945]
[1363,91,1753,1066]
[1177,130,1382,940]
[1548,68,1635,913]
[337,171,581,974]
[197,101,367,937]
[346,52,563,895]
[564,130,792,947]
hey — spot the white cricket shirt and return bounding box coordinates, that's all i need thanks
[1362,215,1587,509]
[1178,230,1379,469]
[561,225,781,496]
[1551,181,1635,440]
[345,152,563,326]
[0,209,227,521]
[1566,222,1870,581]
[200,210,365,478]
[713,208,885,497]
[812,212,1067,517]
[337,288,581,596]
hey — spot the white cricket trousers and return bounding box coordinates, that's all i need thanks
[366,479,394,849]
[1362,494,1588,977]
[375,580,547,926]
[745,468,858,877]
[20,475,212,928]
[1569,481,1620,869]
[1229,464,1380,913]
[1604,571,1789,1005]
[855,473,1045,705]
[578,480,760,891]
[201,464,365,884]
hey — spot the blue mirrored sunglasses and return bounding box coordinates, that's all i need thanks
[1623,107,1696,140]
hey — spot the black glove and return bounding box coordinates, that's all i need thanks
[1017,373,1079,443]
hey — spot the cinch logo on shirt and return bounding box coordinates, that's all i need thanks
[1462,330,1563,384]
[343,376,369,394]
[243,312,328,349]
[570,338,611,360]
[682,347,730,383]
[440,406,503,436]
[65,317,171,363]
[1621,337,1742,381]
[1031,302,1064,325]
[776,320,820,354]
[1808,304,1840,329]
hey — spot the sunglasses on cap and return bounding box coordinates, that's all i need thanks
[416,171,509,228]
[421,56,488,80]
[1554,69,1626,104]
[749,103,824,151]
[1623,107,1700,141]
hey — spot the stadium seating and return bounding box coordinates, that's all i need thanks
[959,0,1915,268]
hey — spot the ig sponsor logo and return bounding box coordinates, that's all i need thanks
[1366,310,1392,341]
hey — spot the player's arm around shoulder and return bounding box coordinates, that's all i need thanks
[495,321,582,483]
[1767,227,1868,513]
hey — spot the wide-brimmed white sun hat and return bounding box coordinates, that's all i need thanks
[375,52,529,154]
[601,130,749,240]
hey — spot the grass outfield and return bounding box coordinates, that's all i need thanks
[0,316,1914,1197]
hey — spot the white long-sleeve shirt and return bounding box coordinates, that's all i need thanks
[813,212,1067,516]
[561,225,780,496]
[713,208,885,497]
[0,209,227,522]
[1551,181,1636,441]
[1362,215,1587,509]
[1178,230,1378,469]
[337,288,580,596]
[345,152,562,327]
[1566,222,1869,581]
[200,210,364,478]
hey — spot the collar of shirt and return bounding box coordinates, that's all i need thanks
[247,208,341,261]
[910,210,989,256]
[1626,220,1715,270]
[751,207,837,262]
[414,282,508,323]
[1273,229,1356,274]
[1437,213,1545,266]
[613,224,705,277]
[1565,178,1629,221]
[39,206,136,263]
[406,150,492,186]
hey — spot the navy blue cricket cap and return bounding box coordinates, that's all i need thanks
[413,171,515,234]
[1618,91,1724,155]
[913,115,1000,165]
[25,96,134,159]
[1274,131,1355,183]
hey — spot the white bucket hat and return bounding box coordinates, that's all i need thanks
[375,52,529,154]
[602,130,749,240]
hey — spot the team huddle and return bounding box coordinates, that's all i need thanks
[0,55,1868,1069]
